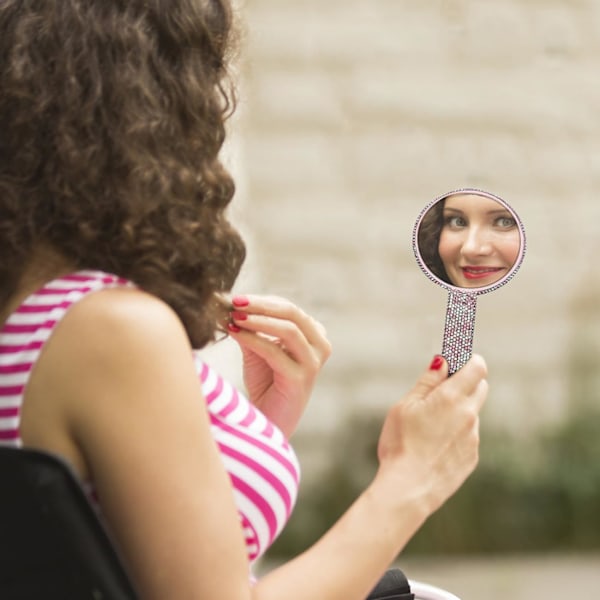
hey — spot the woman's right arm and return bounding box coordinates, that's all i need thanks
[41,288,486,600]
[254,354,487,600]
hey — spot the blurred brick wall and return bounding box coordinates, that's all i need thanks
[205,0,600,470]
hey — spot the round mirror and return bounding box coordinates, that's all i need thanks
[413,188,526,294]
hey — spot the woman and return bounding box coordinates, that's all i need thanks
[418,192,520,288]
[0,2,488,599]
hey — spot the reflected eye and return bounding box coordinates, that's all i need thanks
[495,216,516,229]
[443,215,467,229]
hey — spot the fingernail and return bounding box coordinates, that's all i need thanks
[227,323,241,333]
[230,311,247,321]
[429,355,444,371]
[232,295,250,308]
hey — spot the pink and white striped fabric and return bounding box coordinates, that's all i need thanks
[0,271,300,563]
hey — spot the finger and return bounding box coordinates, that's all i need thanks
[231,295,330,352]
[441,354,488,400]
[230,312,323,368]
[228,326,301,378]
[230,297,330,364]
[409,354,449,400]
[471,377,489,413]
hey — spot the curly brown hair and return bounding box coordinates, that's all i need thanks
[417,199,451,284]
[0,0,245,348]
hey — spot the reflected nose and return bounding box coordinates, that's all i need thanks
[461,227,492,257]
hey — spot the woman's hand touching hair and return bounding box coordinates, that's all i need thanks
[227,294,332,439]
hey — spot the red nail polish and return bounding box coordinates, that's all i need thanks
[227,323,241,333]
[230,311,247,321]
[232,296,250,308]
[429,355,444,371]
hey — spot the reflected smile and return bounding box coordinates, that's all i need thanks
[460,266,505,280]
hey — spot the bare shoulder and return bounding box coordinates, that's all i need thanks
[53,286,197,381]
[60,286,189,349]
[45,285,198,415]
[26,286,192,396]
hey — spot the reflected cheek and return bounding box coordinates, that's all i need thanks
[438,235,459,267]
[499,240,520,266]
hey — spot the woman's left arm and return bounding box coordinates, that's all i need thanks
[227,295,332,439]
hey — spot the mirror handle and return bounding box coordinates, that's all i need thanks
[442,290,478,374]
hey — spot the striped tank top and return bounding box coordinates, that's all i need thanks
[0,271,300,563]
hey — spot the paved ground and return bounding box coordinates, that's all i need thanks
[398,553,600,600]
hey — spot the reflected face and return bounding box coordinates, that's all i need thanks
[438,194,520,288]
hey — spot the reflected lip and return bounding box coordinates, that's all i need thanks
[460,266,504,280]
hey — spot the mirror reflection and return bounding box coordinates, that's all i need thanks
[416,191,521,290]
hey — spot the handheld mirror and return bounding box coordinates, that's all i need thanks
[413,188,526,374]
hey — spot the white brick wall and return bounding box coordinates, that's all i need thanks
[208,1,600,466]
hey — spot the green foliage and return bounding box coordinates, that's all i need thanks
[265,409,600,561]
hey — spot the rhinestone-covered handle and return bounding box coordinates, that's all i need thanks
[442,290,478,374]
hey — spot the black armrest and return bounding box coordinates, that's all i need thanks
[367,567,415,600]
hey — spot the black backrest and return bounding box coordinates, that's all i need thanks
[0,446,138,599]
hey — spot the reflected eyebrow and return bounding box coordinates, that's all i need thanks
[443,207,512,217]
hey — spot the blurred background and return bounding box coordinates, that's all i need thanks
[202,1,600,597]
